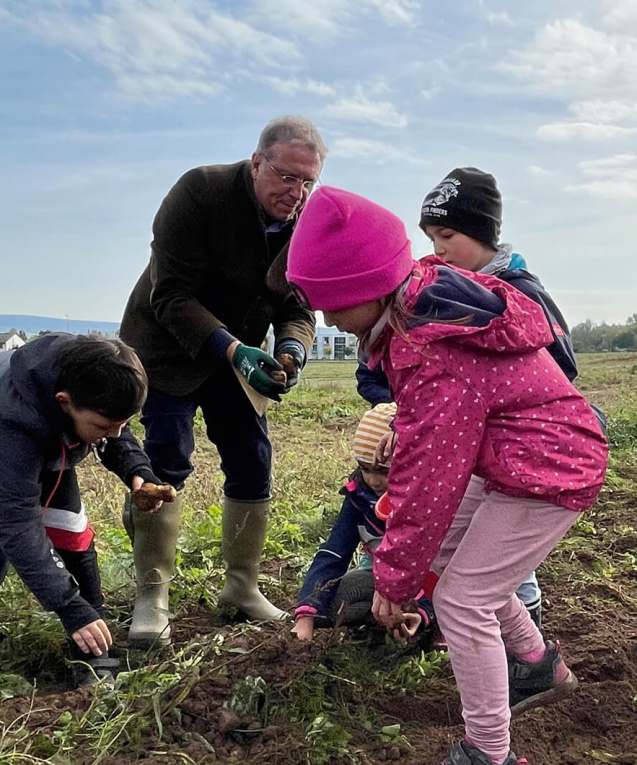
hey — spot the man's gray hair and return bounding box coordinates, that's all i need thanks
[256,115,328,163]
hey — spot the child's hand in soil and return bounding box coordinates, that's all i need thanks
[72,619,113,656]
[292,615,315,641]
[390,612,422,643]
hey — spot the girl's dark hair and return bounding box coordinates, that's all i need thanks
[54,335,148,420]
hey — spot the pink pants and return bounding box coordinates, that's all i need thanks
[431,476,580,756]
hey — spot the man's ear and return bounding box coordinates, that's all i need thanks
[250,152,261,181]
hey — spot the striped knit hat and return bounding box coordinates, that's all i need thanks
[353,403,397,466]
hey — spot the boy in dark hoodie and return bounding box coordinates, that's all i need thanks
[0,333,169,685]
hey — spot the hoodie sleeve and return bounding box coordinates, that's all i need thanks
[97,424,161,488]
[297,492,365,618]
[502,270,578,381]
[0,422,99,633]
[373,361,486,603]
[356,361,393,407]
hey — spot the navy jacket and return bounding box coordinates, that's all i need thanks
[0,334,158,634]
[497,268,577,381]
[356,263,578,407]
[297,473,434,622]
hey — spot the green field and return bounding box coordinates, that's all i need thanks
[0,353,636,764]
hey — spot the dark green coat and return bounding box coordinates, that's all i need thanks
[120,161,315,396]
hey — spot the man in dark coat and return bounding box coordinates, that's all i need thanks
[120,115,326,644]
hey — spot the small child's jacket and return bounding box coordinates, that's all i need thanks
[297,472,434,622]
[0,333,159,633]
[368,258,608,604]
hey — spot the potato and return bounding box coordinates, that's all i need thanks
[133,483,177,512]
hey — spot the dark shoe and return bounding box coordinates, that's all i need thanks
[440,740,527,764]
[67,643,119,688]
[509,640,577,716]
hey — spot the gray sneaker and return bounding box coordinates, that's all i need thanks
[509,640,578,716]
[440,740,527,765]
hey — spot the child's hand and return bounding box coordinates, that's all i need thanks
[131,476,176,513]
[72,619,113,656]
[373,430,396,467]
[391,612,422,643]
[372,591,404,630]
[291,615,315,641]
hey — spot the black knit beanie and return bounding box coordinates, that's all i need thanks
[419,167,502,248]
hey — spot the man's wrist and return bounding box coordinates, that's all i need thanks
[204,328,237,360]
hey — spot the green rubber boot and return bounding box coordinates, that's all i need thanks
[123,493,182,646]
[218,498,287,621]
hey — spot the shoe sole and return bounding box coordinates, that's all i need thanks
[510,669,578,717]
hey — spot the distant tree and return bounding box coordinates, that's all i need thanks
[626,313,637,326]
[38,330,52,336]
[615,330,636,350]
[18,330,28,341]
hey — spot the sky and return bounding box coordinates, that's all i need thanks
[0,0,635,329]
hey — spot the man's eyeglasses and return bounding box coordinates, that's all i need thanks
[268,163,319,192]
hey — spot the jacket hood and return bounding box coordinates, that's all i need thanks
[368,257,553,367]
[3,333,75,439]
[410,257,553,352]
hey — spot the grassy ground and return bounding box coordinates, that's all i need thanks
[0,354,636,764]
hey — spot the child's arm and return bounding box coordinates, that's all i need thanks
[95,425,164,489]
[296,493,364,624]
[373,365,484,604]
[0,424,104,641]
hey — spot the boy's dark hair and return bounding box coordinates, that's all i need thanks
[54,335,148,420]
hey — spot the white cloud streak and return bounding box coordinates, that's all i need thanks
[565,154,637,199]
[323,90,408,128]
[537,122,637,142]
[1,0,301,102]
[330,137,424,164]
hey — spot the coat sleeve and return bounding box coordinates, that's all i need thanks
[271,294,316,358]
[0,423,98,632]
[148,169,227,359]
[97,425,160,488]
[373,363,486,603]
[504,271,578,381]
[297,494,365,617]
[355,361,393,407]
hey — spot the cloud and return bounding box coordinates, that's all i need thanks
[486,11,513,26]
[500,18,637,96]
[537,122,637,142]
[569,99,637,125]
[330,137,424,163]
[323,90,408,128]
[578,154,637,176]
[527,165,552,177]
[261,76,335,97]
[251,0,418,35]
[565,153,637,199]
[1,0,300,101]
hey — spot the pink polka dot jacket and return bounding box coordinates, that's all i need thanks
[366,257,608,604]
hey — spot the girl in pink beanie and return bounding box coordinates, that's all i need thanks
[287,187,607,765]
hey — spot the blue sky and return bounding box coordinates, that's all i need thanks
[0,0,635,327]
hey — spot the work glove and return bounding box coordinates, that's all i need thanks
[231,343,287,401]
[274,340,305,390]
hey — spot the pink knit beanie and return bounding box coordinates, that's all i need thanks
[286,186,414,312]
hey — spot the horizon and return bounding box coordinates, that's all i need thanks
[0,1,635,327]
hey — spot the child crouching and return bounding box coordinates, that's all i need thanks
[293,404,434,642]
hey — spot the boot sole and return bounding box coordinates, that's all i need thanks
[128,631,171,649]
[510,669,578,717]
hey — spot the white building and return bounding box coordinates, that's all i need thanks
[310,326,358,360]
[0,330,25,351]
